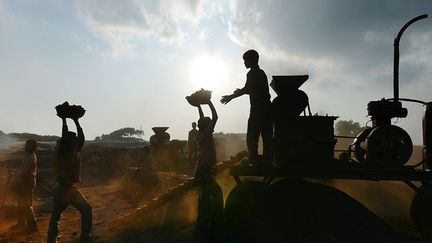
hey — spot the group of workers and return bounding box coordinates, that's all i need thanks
[188,49,273,235]
[8,49,271,241]
[10,116,92,242]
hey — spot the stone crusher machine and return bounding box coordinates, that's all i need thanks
[149,127,188,173]
[228,14,432,239]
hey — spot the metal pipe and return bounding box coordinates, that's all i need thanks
[403,181,421,193]
[335,136,358,139]
[393,14,428,102]
[423,102,432,169]
[230,165,432,181]
[386,98,427,105]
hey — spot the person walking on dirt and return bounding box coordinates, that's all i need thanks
[193,99,224,232]
[187,122,198,166]
[9,139,38,233]
[221,49,273,166]
[47,116,92,243]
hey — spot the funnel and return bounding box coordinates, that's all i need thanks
[152,127,169,134]
[270,75,309,95]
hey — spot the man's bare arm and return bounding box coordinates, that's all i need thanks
[198,105,204,119]
[208,101,218,125]
[74,118,85,151]
[220,87,248,104]
[61,118,68,138]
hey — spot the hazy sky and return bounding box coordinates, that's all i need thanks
[0,0,431,144]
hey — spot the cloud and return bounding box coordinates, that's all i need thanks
[226,0,432,91]
[0,2,4,30]
[224,0,432,143]
[75,0,217,57]
[71,0,431,142]
[0,0,11,31]
[158,0,217,23]
[399,30,432,96]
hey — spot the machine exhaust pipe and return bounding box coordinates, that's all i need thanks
[423,103,432,169]
[393,14,428,102]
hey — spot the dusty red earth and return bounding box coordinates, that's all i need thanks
[0,141,428,242]
[0,143,201,243]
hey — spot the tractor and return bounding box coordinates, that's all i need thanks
[225,14,432,241]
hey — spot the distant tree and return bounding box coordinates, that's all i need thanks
[97,127,144,142]
[335,119,367,136]
[134,129,144,138]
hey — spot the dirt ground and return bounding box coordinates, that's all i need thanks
[1,182,123,242]
[0,141,429,242]
[0,143,201,243]
[0,173,197,243]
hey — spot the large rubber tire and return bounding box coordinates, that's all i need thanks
[269,178,402,242]
[224,181,274,243]
[410,186,432,240]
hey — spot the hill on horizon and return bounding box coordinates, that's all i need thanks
[0,130,60,144]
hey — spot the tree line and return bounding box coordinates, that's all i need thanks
[95,127,144,142]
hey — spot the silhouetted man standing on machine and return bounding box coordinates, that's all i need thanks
[47,110,92,243]
[221,50,273,166]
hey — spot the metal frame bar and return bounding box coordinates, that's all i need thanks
[230,166,432,181]
[403,180,421,192]
[230,166,432,192]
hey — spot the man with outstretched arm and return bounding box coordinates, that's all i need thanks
[221,49,273,166]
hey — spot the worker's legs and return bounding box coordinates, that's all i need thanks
[71,187,92,240]
[197,182,212,230]
[195,166,224,230]
[22,179,37,230]
[14,188,26,230]
[47,185,68,243]
[247,114,260,164]
[195,166,212,230]
[210,180,223,228]
[14,178,37,231]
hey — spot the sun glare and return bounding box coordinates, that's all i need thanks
[189,54,228,92]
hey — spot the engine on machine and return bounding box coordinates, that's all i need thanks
[350,99,414,168]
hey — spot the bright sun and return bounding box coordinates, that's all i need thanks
[189,54,228,92]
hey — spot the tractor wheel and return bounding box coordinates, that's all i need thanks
[224,181,274,243]
[410,186,432,240]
